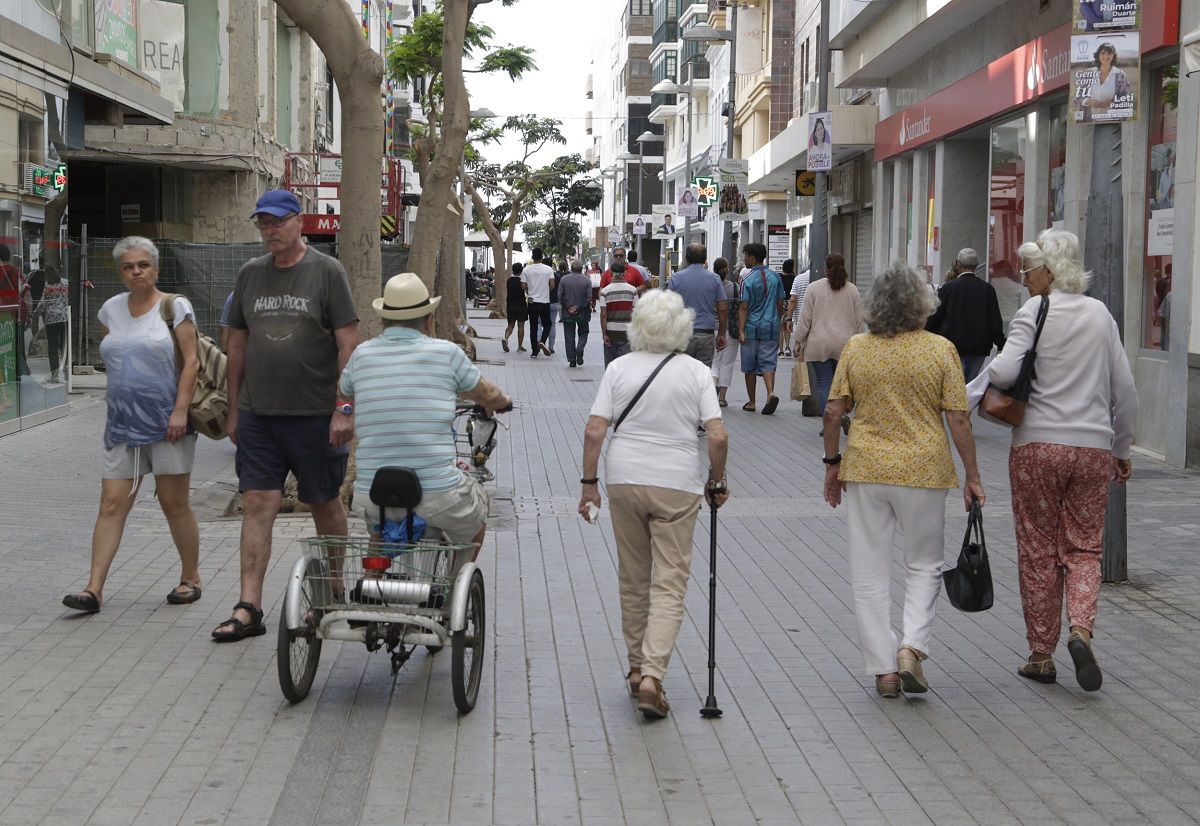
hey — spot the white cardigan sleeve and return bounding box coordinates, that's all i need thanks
[1108,320,1138,459]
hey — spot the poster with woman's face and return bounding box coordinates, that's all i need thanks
[807,112,832,172]
[676,187,699,219]
[1069,32,1139,123]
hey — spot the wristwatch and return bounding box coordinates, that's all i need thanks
[580,477,599,485]
[706,479,727,493]
[821,454,842,465]
[335,400,354,415]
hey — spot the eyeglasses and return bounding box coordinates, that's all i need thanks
[254,214,296,230]
[1019,264,1042,276]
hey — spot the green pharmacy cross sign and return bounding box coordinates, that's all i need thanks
[28,164,68,199]
[692,176,717,207]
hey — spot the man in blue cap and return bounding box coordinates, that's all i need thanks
[213,189,360,641]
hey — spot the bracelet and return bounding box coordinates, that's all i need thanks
[580,477,599,485]
[821,454,842,465]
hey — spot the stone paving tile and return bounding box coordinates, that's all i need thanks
[3,312,1200,824]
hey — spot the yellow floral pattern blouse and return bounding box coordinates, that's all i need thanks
[829,330,968,489]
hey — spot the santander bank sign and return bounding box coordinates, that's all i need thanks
[898,110,932,147]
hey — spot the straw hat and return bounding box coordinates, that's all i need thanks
[373,273,441,320]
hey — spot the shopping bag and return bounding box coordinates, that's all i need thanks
[789,358,810,401]
[942,501,993,612]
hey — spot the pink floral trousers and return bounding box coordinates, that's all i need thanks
[1009,443,1114,654]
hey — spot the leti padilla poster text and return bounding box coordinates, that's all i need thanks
[1070,1,1140,124]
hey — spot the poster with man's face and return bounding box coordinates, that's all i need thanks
[651,205,677,241]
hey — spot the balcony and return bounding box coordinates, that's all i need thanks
[585,74,593,99]
[625,13,652,37]
[652,0,680,47]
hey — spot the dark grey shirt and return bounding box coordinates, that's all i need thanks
[558,273,593,323]
[229,247,358,415]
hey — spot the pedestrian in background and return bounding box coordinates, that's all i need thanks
[559,259,593,368]
[578,289,730,719]
[784,260,810,348]
[62,237,203,614]
[973,229,1137,691]
[736,243,786,415]
[36,264,70,383]
[521,248,555,358]
[710,257,740,408]
[599,262,638,366]
[215,190,359,641]
[601,247,647,292]
[926,248,1006,382]
[218,290,235,352]
[548,260,568,354]
[502,262,528,353]
[668,243,726,369]
[777,258,796,358]
[794,253,863,431]
[821,261,984,697]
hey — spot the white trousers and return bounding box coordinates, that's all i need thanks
[845,482,948,676]
[711,338,740,387]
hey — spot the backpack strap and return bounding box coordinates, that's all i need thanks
[159,293,183,372]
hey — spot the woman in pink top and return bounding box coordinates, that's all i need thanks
[794,254,864,428]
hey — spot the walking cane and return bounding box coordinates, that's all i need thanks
[701,500,723,718]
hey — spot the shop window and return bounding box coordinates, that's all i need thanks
[1143,64,1177,351]
[1047,105,1067,229]
[988,116,1029,331]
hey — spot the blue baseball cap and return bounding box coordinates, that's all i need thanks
[251,189,302,218]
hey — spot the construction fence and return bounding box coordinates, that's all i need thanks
[67,239,409,366]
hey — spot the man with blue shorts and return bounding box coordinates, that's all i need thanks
[737,242,786,415]
[214,189,360,641]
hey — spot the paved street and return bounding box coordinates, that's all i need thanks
[2,310,1200,825]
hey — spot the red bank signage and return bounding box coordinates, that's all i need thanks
[301,214,340,235]
[875,0,1179,161]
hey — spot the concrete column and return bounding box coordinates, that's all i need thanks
[873,160,891,274]
[912,149,930,273]
[1025,108,1051,241]
[939,140,989,267]
[889,159,909,265]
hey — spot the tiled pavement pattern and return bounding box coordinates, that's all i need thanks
[2,311,1200,825]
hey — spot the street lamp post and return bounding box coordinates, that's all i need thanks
[616,150,639,250]
[635,131,663,263]
[601,165,619,268]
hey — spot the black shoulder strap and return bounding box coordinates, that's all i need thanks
[613,353,677,433]
[1030,295,1050,347]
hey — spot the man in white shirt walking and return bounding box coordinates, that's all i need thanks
[521,248,556,358]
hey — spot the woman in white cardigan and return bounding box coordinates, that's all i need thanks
[972,228,1137,692]
[794,253,864,425]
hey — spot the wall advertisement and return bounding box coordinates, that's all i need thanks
[139,0,186,111]
[95,0,139,68]
[1070,1,1140,123]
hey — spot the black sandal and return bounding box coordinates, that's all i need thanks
[63,590,100,614]
[166,582,202,605]
[211,601,266,642]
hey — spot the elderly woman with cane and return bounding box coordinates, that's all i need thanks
[578,290,730,719]
[821,262,984,697]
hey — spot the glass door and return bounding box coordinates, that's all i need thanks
[988,116,1029,331]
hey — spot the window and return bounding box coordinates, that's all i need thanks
[988,115,1030,332]
[630,0,652,15]
[1143,64,1178,350]
[664,53,677,81]
[18,116,43,166]
[1047,104,1067,229]
[631,59,651,78]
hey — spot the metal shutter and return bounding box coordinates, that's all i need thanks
[853,209,874,293]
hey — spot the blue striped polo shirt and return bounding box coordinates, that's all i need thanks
[339,326,482,499]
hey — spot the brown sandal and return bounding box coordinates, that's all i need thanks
[636,676,670,719]
[626,669,641,698]
[1018,656,1057,684]
[875,675,902,698]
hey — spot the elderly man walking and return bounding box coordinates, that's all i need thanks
[214,189,359,641]
[925,248,1006,382]
[559,259,593,367]
[668,243,727,369]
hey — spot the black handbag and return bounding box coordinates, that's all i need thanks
[942,501,993,612]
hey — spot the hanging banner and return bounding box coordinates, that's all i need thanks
[631,214,649,236]
[676,187,700,219]
[1070,2,1140,124]
[95,0,139,67]
[651,206,677,241]
[807,112,833,172]
[717,159,749,222]
[139,0,186,111]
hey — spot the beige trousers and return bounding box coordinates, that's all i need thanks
[608,483,703,681]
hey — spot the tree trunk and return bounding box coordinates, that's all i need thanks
[462,173,509,317]
[272,0,385,340]
[407,0,471,307]
[435,197,475,358]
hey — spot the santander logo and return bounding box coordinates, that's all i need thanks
[1026,46,1070,91]
[899,109,931,147]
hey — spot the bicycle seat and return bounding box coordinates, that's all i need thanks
[370,467,423,510]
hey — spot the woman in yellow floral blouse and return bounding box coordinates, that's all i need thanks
[821,262,985,698]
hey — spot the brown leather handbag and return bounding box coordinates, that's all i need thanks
[980,295,1049,427]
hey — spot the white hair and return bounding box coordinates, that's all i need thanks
[112,236,160,268]
[1021,228,1090,294]
[628,289,694,354]
[955,248,979,269]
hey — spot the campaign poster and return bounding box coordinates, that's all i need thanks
[1070,31,1139,123]
[1074,0,1140,32]
[807,112,833,172]
[717,159,749,222]
[631,215,649,236]
[676,187,700,219]
[651,206,677,241]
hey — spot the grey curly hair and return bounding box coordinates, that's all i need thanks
[112,236,160,268]
[864,261,937,337]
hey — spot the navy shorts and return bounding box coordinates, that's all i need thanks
[235,409,348,505]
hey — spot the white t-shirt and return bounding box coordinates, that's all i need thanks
[521,262,555,304]
[590,351,722,494]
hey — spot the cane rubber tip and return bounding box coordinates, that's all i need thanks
[700,703,723,718]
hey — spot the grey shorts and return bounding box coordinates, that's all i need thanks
[359,472,489,544]
[685,331,716,367]
[102,435,197,479]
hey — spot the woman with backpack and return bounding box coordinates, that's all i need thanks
[62,236,204,614]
